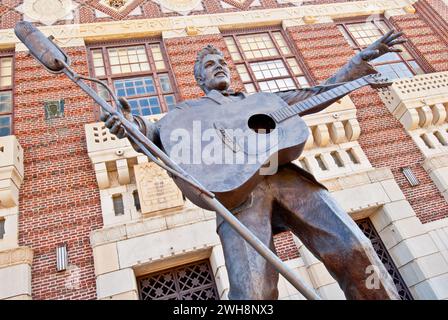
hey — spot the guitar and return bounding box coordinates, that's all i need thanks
[158,73,392,210]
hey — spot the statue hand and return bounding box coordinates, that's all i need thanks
[359,30,407,62]
[100,97,134,139]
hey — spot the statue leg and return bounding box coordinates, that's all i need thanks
[267,165,400,300]
[217,180,279,300]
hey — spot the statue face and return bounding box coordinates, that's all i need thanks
[200,53,230,92]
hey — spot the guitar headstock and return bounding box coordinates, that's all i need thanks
[365,73,393,89]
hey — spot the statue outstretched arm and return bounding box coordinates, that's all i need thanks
[277,30,406,114]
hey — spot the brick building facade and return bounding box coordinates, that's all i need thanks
[0,0,447,300]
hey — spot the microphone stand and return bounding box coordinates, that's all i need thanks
[57,59,322,300]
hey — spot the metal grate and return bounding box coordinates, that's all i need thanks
[138,260,219,300]
[356,219,413,300]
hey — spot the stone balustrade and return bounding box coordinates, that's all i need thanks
[380,71,448,203]
[297,96,372,180]
[380,72,448,133]
[0,136,24,209]
[85,114,184,219]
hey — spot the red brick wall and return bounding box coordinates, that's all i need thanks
[0,0,296,26]
[416,0,448,28]
[14,47,103,300]
[389,13,448,72]
[274,232,300,261]
[286,23,448,224]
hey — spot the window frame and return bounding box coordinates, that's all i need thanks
[0,51,15,137]
[112,194,125,216]
[336,17,427,78]
[0,217,5,239]
[87,38,179,118]
[222,27,315,93]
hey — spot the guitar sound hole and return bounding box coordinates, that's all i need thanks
[248,114,276,134]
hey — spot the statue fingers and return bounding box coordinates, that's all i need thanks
[388,47,403,53]
[109,118,122,135]
[105,114,118,130]
[387,39,407,47]
[376,29,394,44]
[117,127,127,139]
[384,31,405,44]
[118,97,133,120]
[100,111,111,123]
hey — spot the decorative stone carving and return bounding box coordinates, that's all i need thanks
[153,0,203,15]
[329,122,346,145]
[134,162,184,215]
[16,0,79,26]
[344,119,361,142]
[91,0,145,19]
[108,0,127,10]
[2,0,418,47]
[0,247,33,268]
[94,162,110,190]
[313,124,330,147]
[432,104,447,126]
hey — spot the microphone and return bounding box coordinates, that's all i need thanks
[14,21,70,73]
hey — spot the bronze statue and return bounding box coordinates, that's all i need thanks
[102,30,406,300]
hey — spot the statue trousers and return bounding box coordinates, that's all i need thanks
[217,164,400,300]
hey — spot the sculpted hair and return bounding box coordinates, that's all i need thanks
[194,45,224,90]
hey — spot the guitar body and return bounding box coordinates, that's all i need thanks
[159,92,309,210]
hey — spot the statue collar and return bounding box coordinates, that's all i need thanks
[204,89,248,105]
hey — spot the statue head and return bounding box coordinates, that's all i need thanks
[194,45,231,94]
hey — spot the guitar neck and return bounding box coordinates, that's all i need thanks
[270,76,370,123]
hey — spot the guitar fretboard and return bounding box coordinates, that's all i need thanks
[269,76,370,123]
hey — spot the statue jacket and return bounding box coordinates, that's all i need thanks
[134,54,377,206]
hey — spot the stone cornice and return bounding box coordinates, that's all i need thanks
[0,136,24,208]
[379,72,448,131]
[0,0,417,48]
[0,247,33,269]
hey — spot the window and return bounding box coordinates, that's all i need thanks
[338,20,424,80]
[112,194,124,216]
[133,190,141,211]
[138,260,219,300]
[0,55,13,137]
[224,30,310,94]
[0,218,5,239]
[89,41,177,116]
